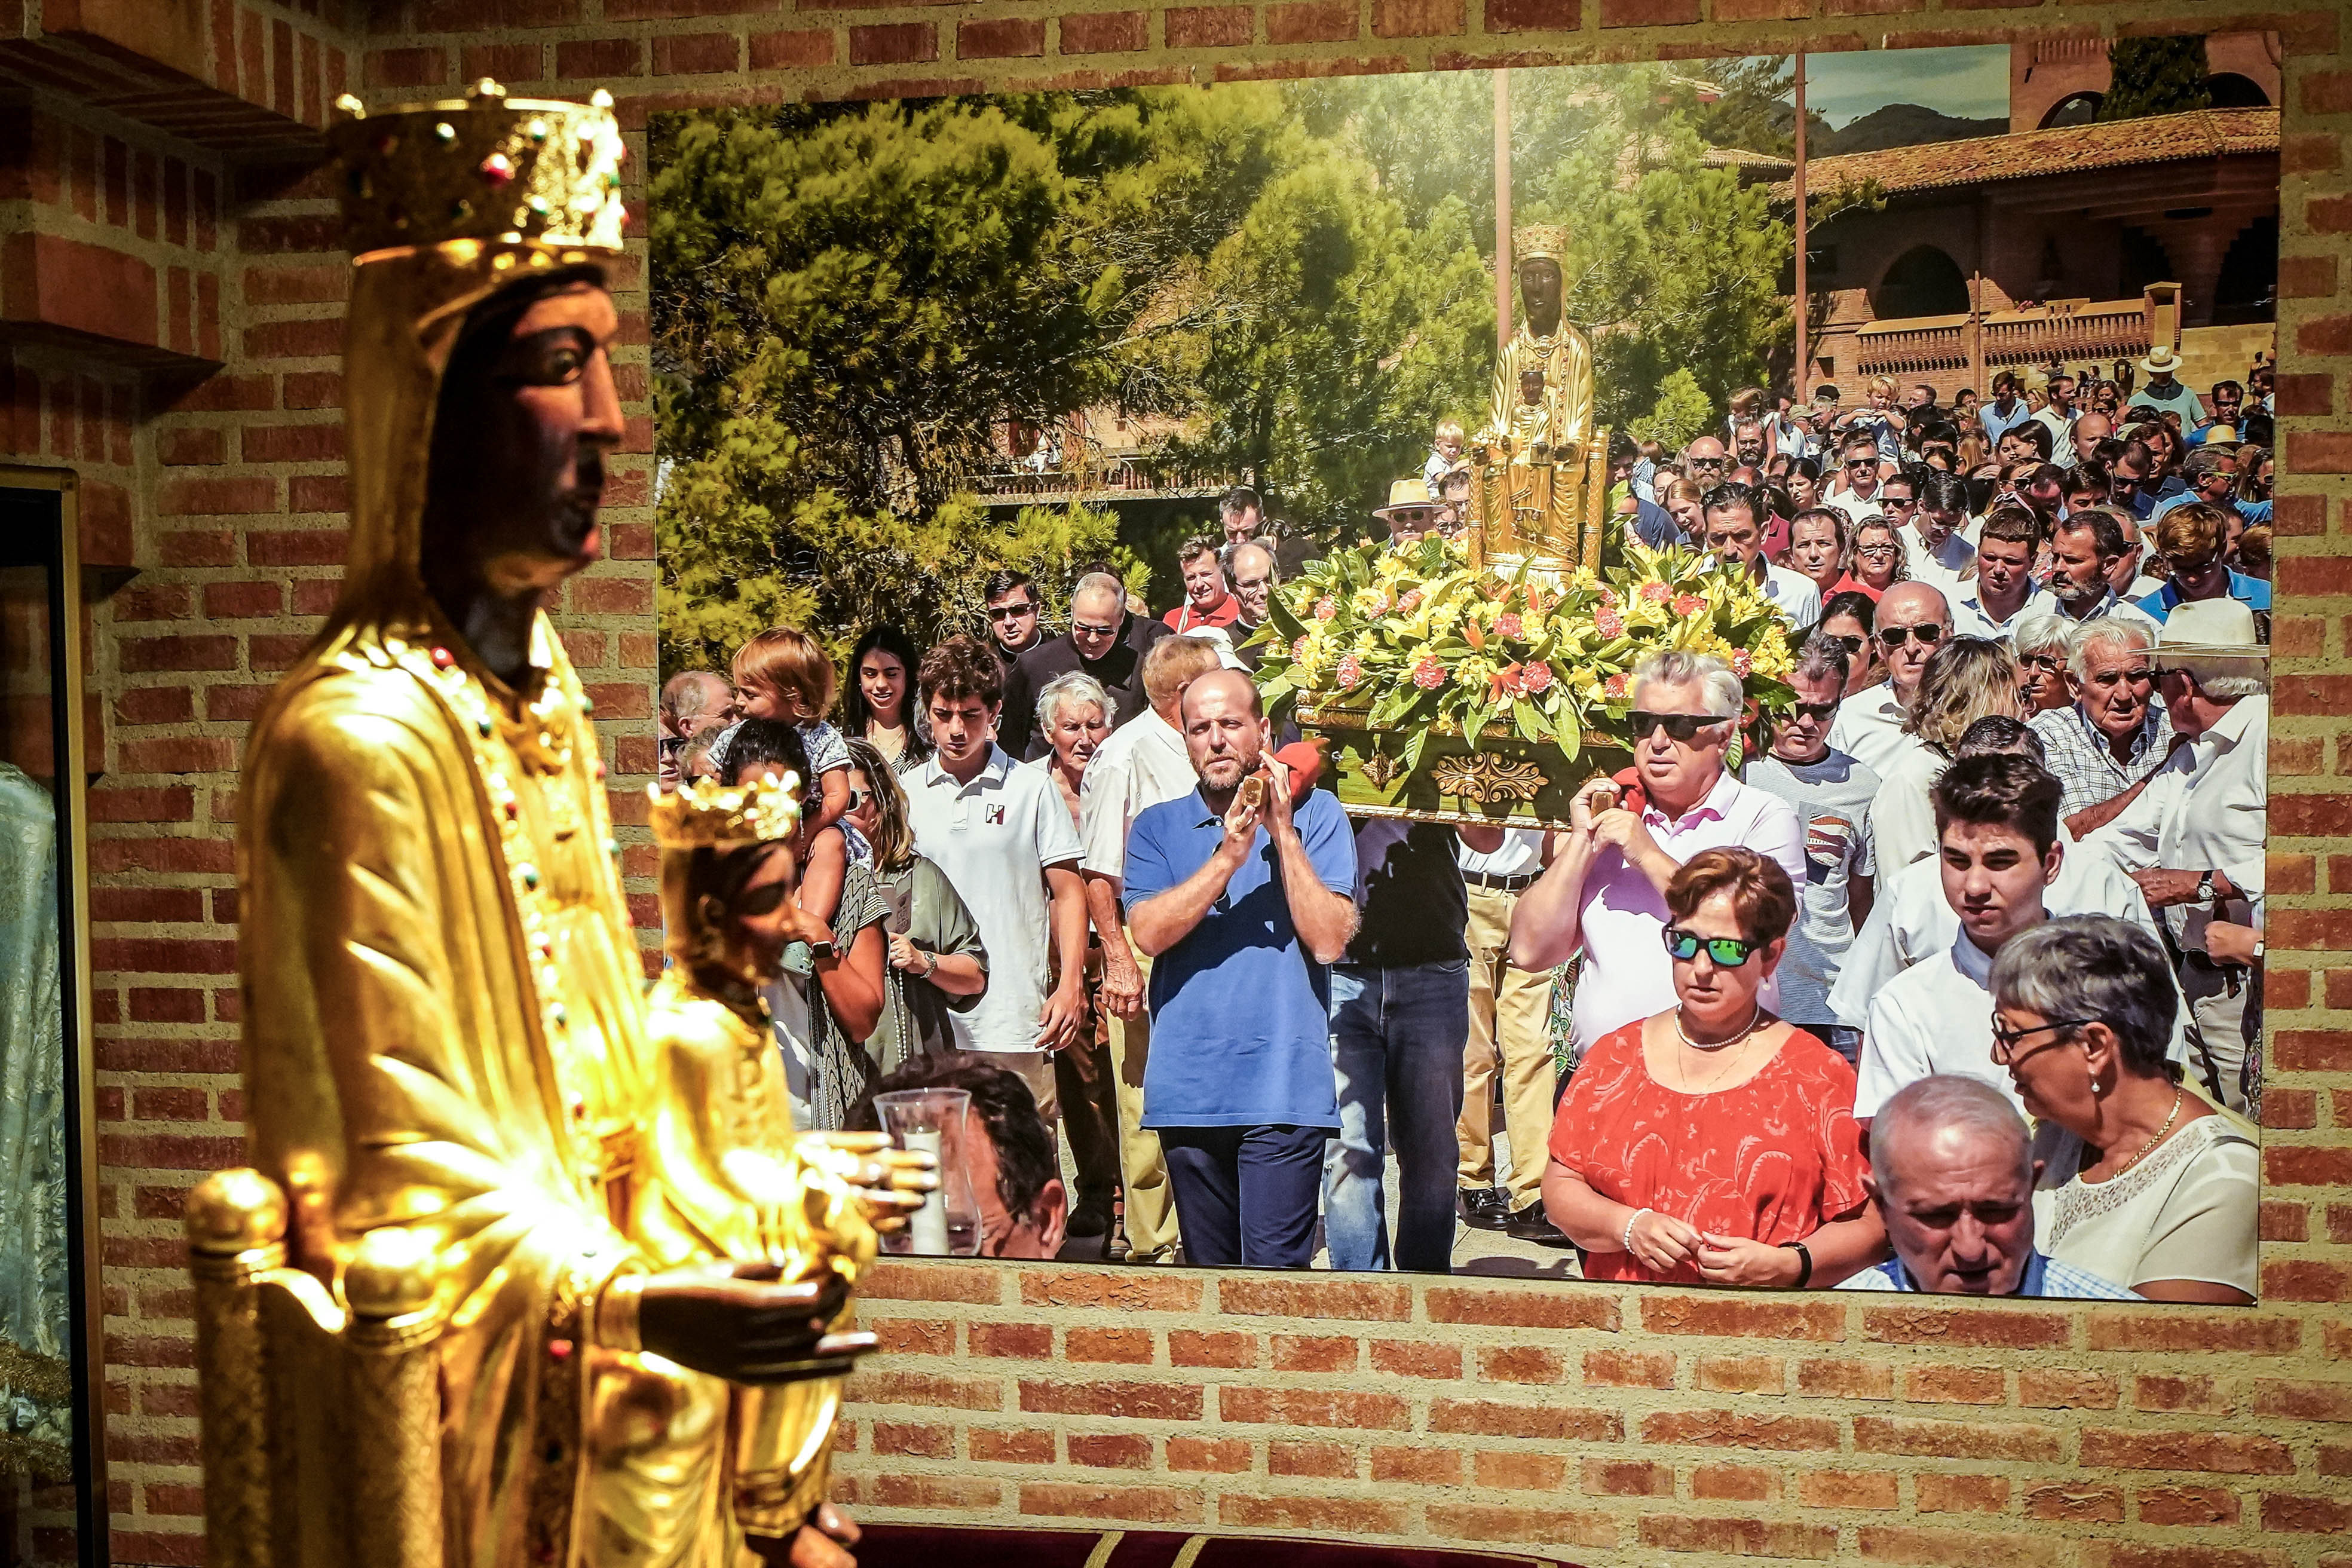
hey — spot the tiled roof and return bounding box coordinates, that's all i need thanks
[1766,107,2279,201]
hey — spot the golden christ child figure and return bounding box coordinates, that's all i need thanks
[187,82,904,1568]
[636,771,932,1551]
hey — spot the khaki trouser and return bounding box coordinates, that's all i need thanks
[1106,950,1180,1260]
[1455,883,1558,1211]
[2180,952,2259,1117]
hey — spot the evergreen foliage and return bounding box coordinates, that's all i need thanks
[2099,37,2213,121]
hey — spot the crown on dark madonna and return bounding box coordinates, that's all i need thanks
[327,79,627,256]
[647,773,805,850]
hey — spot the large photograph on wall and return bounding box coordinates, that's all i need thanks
[650,33,2281,1303]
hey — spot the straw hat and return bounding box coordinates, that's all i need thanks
[2200,424,2241,448]
[2154,598,2267,673]
[1373,478,1436,520]
[2138,345,2185,377]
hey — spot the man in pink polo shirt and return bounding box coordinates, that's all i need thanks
[1511,650,1806,1057]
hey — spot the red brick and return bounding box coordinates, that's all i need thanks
[1163,5,1252,47]
[749,29,835,68]
[1916,1474,2011,1515]
[2140,1485,2240,1526]
[1268,1333,1356,1371]
[1586,1348,1676,1388]
[2249,1379,2352,1422]
[1643,1295,1845,1342]
[1486,0,1579,26]
[1474,1450,1567,1492]
[93,887,204,924]
[1220,1277,1411,1321]
[88,787,195,823]
[247,529,348,566]
[1019,1482,1199,1526]
[1068,1434,1152,1469]
[651,32,739,74]
[1800,1468,1899,1509]
[119,635,236,673]
[1854,1416,2061,1463]
[1794,1356,1896,1399]
[1168,1330,1253,1368]
[1907,1364,2007,1404]
[2024,1483,2122,1523]
[1059,11,1148,51]
[241,422,344,463]
[869,1316,952,1355]
[2281,256,2338,300]
[114,585,192,621]
[860,1474,1000,1511]
[849,23,936,65]
[1065,1327,1153,1364]
[2086,1311,2302,1355]
[1224,1494,1410,1536]
[1855,1527,2061,1567]
[1167,1435,1251,1473]
[1269,1439,1355,1478]
[1642,1515,1837,1559]
[2078,1428,2293,1475]
[1863,1304,2069,1349]
[2274,373,2333,417]
[1376,1446,1461,1484]
[967,1322,1050,1359]
[158,427,224,465]
[1372,0,1461,33]
[1265,0,1355,41]
[1218,1386,1407,1430]
[244,318,342,359]
[1694,1463,1780,1502]
[462,43,543,84]
[1016,1379,1201,1421]
[967,1428,1053,1465]
[844,1371,1003,1411]
[1368,1339,1460,1379]
[128,987,204,1022]
[1430,1397,1622,1442]
[203,581,284,618]
[1426,1286,1618,1330]
[1582,1457,1673,1496]
[1600,0,1695,20]
[958,17,1045,56]
[2288,431,2352,474]
[157,476,275,516]
[1479,1345,1566,1384]
[2018,1369,2118,1409]
[556,38,642,77]
[1643,1410,1841,1452]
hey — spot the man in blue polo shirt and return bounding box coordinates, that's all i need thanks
[1124,669,1358,1267]
[2136,502,2271,629]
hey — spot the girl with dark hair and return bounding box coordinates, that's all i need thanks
[845,623,932,769]
[841,737,988,1072]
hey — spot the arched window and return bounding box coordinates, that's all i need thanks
[2213,215,2278,325]
[2039,91,2103,128]
[2203,73,2270,109]
[1872,246,1971,321]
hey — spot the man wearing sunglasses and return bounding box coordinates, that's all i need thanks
[1854,755,2065,1123]
[1680,434,1729,486]
[1826,581,1951,779]
[984,568,1045,674]
[999,574,1157,761]
[1823,431,1888,529]
[2133,503,2272,630]
[1510,651,1803,1060]
[1743,637,1880,1064]
[2028,618,2175,820]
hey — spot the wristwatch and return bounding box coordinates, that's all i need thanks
[807,937,837,962]
[2194,871,2218,905]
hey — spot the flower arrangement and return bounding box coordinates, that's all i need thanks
[1252,535,1799,780]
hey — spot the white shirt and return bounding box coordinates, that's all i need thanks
[2034,405,2077,466]
[1952,584,2060,642]
[1826,488,1885,529]
[1566,771,1805,1054]
[1760,562,1821,627]
[1903,524,1976,591]
[1077,708,1197,880]
[1855,932,2012,1120]
[2081,696,2267,955]
[1866,743,1946,876]
[1828,685,1926,782]
[1457,826,1545,878]
[904,744,1083,1051]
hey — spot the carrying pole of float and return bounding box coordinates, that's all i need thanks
[1495,68,1512,354]
[1792,50,1808,397]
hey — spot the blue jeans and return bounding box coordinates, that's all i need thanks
[1159,1124,1327,1268]
[1324,960,1470,1274]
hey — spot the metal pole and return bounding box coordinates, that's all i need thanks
[1792,51,1808,399]
[1495,68,1512,354]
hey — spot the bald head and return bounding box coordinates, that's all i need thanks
[662,670,732,731]
[1180,667,1267,795]
[1181,666,1262,724]
[1875,581,1951,703]
[1865,1076,2039,1296]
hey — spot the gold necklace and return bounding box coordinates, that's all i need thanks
[1671,1006,1762,1095]
[2112,1086,2184,1176]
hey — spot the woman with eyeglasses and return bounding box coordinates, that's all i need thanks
[845,623,933,770]
[842,737,990,1073]
[2012,614,2074,716]
[1849,518,1909,598]
[1815,590,1884,697]
[1541,849,1883,1288]
[1989,915,2256,1304]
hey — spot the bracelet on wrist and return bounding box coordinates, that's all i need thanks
[1622,1207,1651,1254]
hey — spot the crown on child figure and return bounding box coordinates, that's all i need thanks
[646,773,804,849]
[327,79,627,256]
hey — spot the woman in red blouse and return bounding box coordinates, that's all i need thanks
[1544,848,1887,1287]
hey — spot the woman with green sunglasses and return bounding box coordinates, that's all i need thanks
[1541,848,1888,1289]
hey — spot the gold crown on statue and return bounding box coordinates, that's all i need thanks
[1513,224,1566,264]
[327,79,627,256]
[646,773,804,849]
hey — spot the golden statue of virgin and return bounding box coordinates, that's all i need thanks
[188,82,904,1568]
[1468,226,1609,574]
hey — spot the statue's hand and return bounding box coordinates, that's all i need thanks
[638,1262,874,1383]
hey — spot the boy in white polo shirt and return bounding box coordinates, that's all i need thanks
[902,635,1089,1119]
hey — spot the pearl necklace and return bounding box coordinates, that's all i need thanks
[1671,1004,1764,1095]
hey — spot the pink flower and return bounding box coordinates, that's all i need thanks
[1730,648,1753,676]
[1313,596,1338,621]
[1521,663,1554,694]
[1595,610,1625,639]
[1673,593,1705,617]
[1597,587,1619,610]
[1639,581,1671,604]
[1603,672,1630,701]
[1412,657,1446,690]
[1336,655,1365,688]
[1494,612,1524,639]
[1397,589,1425,615]
[1292,635,1313,663]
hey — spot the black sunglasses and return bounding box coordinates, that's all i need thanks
[1664,927,1761,966]
[1630,710,1729,744]
[1817,632,1866,656]
[988,602,1036,620]
[1878,623,1946,649]
[1786,700,1839,722]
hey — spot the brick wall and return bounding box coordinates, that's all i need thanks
[0,1,2345,1564]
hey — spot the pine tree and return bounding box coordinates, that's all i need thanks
[2099,37,2213,121]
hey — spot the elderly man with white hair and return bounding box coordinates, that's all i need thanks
[2077,599,2269,1113]
[1000,571,1159,760]
[2029,615,2176,822]
[1512,650,1804,1058]
[1839,1076,2136,1297]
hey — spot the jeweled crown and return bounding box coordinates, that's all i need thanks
[327,79,627,256]
[1514,224,1566,264]
[647,773,804,849]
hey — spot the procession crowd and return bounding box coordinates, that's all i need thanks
[656,348,2268,1303]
